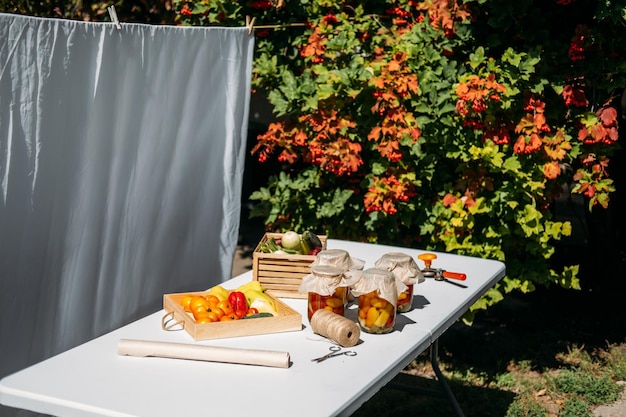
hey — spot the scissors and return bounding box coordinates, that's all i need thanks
[417,253,468,288]
[311,346,357,363]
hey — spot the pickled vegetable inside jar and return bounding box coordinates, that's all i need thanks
[357,290,396,334]
[307,287,346,321]
[300,265,347,321]
[397,284,414,313]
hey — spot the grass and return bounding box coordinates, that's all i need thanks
[351,270,626,417]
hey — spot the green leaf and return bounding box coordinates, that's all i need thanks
[469,47,486,69]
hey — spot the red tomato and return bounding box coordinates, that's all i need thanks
[246,308,259,316]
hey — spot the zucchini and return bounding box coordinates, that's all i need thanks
[243,312,275,319]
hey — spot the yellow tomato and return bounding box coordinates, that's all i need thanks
[204,295,220,308]
[189,296,209,312]
[209,307,225,320]
[180,295,194,312]
[195,316,213,324]
[193,311,212,322]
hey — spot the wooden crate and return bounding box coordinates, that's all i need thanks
[162,291,302,341]
[252,232,328,299]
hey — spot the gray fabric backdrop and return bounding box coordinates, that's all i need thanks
[0,13,254,379]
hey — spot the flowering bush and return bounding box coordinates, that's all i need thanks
[175,0,625,318]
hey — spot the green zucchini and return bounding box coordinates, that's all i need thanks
[242,312,275,319]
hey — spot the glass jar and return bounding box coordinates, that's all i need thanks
[396,283,414,313]
[305,265,346,321]
[374,252,423,313]
[353,268,397,334]
[311,249,364,306]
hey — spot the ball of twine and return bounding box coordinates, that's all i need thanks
[310,309,360,347]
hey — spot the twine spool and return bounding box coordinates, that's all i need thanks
[310,310,360,347]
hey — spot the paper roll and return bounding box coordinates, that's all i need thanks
[117,339,290,368]
[310,310,360,347]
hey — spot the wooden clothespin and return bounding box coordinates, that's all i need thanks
[245,15,256,35]
[107,5,122,30]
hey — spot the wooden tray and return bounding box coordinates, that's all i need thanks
[252,232,328,299]
[162,291,302,341]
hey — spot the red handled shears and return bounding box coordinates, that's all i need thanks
[417,253,467,288]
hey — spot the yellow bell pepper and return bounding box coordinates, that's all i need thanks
[242,289,275,309]
[206,285,229,302]
[374,308,390,328]
[374,303,395,328]
[249,297,278,316]
[235,280,264,294]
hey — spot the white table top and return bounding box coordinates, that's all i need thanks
[0,239,505,417]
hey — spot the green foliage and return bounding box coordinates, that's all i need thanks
[550,369,622,406]
[561,398,593,417]
[606,345,626,381]
[1,0,175,24]
[505,396,549,417]
[174,0,625,315]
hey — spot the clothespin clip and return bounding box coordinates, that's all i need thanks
[107,5,122,30]
[245,15,256,35]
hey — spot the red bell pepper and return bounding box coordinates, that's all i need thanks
[228,291,248,318]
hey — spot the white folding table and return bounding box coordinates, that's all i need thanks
[0,239,505,417]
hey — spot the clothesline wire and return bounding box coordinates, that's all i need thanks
[255,23,307,29]
[105,10,305,34]
[245,15,306,34]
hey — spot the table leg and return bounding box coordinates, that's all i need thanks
[429,339,466,417]
[388,339,466,417]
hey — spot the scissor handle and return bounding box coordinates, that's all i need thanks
[442,271,467,281]
[329,346,342,352]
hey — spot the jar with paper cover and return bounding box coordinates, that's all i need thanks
[310,249,365,305]
[351,268,397,334]
[299,265,347,320]
[374,252,423,313]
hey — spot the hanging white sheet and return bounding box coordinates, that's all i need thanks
[0,13,254,378]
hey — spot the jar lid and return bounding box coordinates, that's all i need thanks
[374,252,424,285]
[311,264,344,278]
[312,249,352,271]
[378,252,412,263]
[362,267,396,283]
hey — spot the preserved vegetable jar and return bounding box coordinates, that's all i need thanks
[351,268,397,334]
[311,249,365,305]
[374,252,423,313]
[299,265,346,321]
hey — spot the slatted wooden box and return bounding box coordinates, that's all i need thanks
[252,232,328,299]
[162,291,302,340]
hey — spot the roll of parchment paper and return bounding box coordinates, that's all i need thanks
[310,310,360,347]
[117,339,290,368]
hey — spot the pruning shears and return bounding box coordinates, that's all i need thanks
[417,253,468,288]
